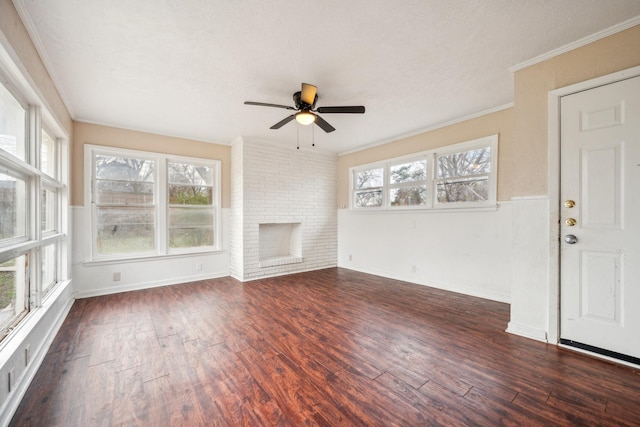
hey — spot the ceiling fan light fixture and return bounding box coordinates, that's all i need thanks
[295,111,316,125]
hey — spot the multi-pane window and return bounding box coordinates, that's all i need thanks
[0,80,67,343]
[94,154,156,256]
[168,162,215,250]
[436,147,492,204]
[0,255,28,340]
[41,244,57,296]
[351,135,497,210]
[41,130,56,177]
[353,167,383,208]
[0,172,27,240]
[88,146,220,260]
[0,85,26,160]
[389,159,428,207]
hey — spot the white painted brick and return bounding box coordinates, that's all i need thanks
[230,138,337,281]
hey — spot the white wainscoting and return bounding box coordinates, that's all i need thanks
[71,207,231,298]
[338,205,513,303]
[506,196,550,342]
[338,197,551,341]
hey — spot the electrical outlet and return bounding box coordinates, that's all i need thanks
[411,265,417,273]
[348,254,352,261]
[195,263,202,271]
[8,368,14,392]
[113,272,121,281]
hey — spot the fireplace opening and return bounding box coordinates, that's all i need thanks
[258,223,302,268]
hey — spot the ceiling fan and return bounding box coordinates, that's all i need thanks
[244,83,365,133]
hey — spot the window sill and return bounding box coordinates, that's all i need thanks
[83,249,224,267]
[0,279,72,356]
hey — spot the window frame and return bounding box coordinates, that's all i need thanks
[349,135,498,211]
[0,77,68,343]
[166,157,218,254]
[91,148,158,258]
[85,145,222,262]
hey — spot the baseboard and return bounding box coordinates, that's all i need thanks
[506,321,548,342]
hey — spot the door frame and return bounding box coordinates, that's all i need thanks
[547,65,640,347]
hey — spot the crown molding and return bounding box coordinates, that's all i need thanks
[510,15,640,73]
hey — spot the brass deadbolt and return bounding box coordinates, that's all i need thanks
[563,200,576,208]
[565,218,577,226]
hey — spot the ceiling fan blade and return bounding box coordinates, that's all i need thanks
[314,115,336,133]
[300,83,317,106]
[245,101,295,110]
[316,106,365,114]
[270,114,296,129]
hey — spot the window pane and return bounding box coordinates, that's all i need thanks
[42,244,56,296]
[96,206,155,255]
[354,190,383,207]
[0,173,26,241]
[41,187,56,232]
[354,168,383,189]
[95,155,154,182]
[169,206,214,227]
[41,130,56,176]
[0,84,26,160]
[168,162,213,186]
[0,255,28,334]
[437,176,489,203]
[169,228,214,248]
[96,180,154,204]
[168,185,212,205]
[437,147,491,179]
[390,186,427,207]
[390,160,427,184]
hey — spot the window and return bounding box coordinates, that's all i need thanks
[94,154,156,256]
[87,145,221,260]
[389,159,428,207]
[0,80,68,343]
[41,129,56,177]
[0,84,26,161]
[350,135,497,210]
[353,167,383,208]
[0,171,26,241]
[0,255,27,341]
[436,146,492,205]
[168,161,215,250]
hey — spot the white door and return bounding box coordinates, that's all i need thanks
[560,75,640,361]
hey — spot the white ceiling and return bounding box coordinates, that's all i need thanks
[14,0,640,153]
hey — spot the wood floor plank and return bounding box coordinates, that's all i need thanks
[10,268,640,426]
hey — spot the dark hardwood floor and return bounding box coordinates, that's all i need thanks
[10,268,640,426]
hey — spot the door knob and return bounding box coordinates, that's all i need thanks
[564,234,578,244]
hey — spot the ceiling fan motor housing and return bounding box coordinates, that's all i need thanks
[293,91,317,110]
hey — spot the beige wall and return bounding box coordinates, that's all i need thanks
[513,24,640,197]
[337,107,515,207]
[337,25,640,207]
[72,121,231,207]
[0,0,72,134]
